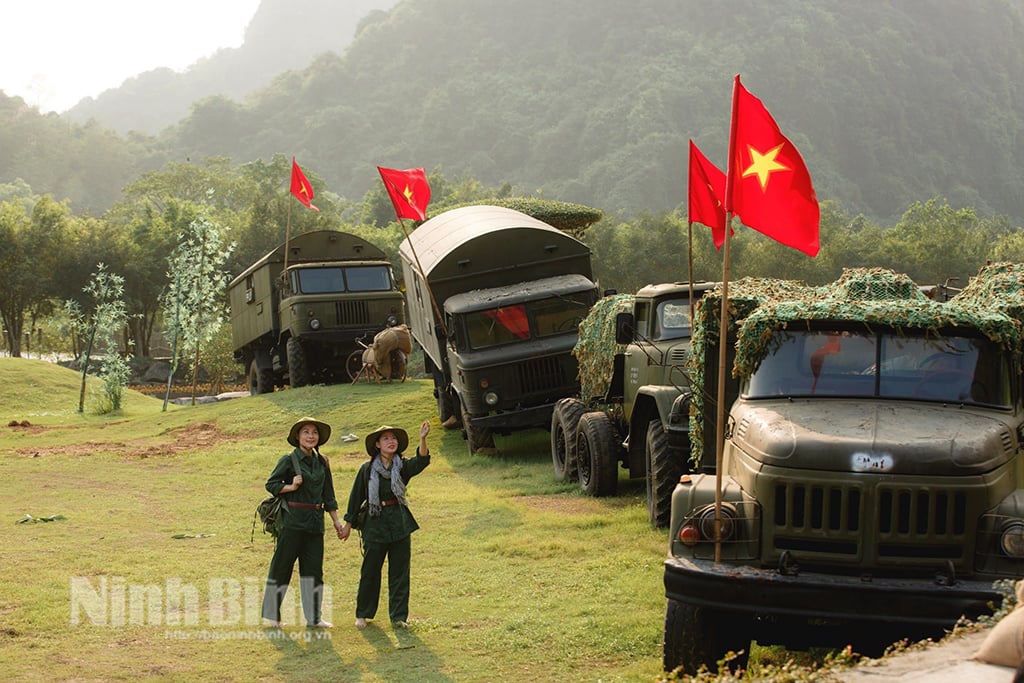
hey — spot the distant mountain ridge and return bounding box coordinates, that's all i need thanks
[66,0,398,135]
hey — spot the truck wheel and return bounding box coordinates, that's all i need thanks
[461,403,495,455]
[663,598,750,675]
[286,337,311,388]
[345,349,364,382]
[433,369,460,427]
[646,418,681,528]
[576,411,618,496]
[249,360,274,395]
[551,398,586,482]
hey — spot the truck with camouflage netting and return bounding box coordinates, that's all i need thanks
[662,264,1024,674]
[551,281,716,526]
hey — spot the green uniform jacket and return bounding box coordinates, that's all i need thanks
[343,449,430,543]
[265,448,339,534]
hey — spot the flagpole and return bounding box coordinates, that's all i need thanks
[284,195,292,275]
[687,221,695,332]
[713,74,743,564]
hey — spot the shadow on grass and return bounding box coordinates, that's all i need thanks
[352,621,454,682]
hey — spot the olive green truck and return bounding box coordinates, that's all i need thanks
[664,265,1024,673]
[228,230,405,393]
[399,205,598,453]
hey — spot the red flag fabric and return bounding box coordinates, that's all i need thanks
[688,140,727,249]
[377,166,431,221]
[725,75,819,256]
[290,157,319,212]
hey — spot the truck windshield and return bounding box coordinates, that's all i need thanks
[294,266,392,294]
[746,329,1011,407]
[651,299,694,341]
[462,294,594,350]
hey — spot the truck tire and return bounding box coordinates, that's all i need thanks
[286,337,311,388]
[432,369,460,426]
[461,402,495,455]
[249,360,274,395]
[663,598,750,675]
[645,418,680,528]
[576,411,618,496]
[551,398,586,482]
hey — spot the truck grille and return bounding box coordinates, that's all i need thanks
[335,301,370,326]
[516,356,567,395]
[770,482,967,561]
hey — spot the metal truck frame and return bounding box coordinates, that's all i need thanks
[550,282,716,527]
[228,230,405,393]
[663,265,1024,674]
[399,205,598,453]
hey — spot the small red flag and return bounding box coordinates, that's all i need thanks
[290,157,319,212]
[688,140,727,249]
[377,166,431,221]
[726,75,819,256]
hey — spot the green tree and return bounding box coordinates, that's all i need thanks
[65,264,131,414]
[161,215,235,408]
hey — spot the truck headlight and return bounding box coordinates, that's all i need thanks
[484,391,499,406]
[1001,521,1024,557]
[386,314,398,326]
[309,318,321,331]
[679,503,739,545]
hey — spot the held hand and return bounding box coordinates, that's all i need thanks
[291,474,303,488]
[337,522,351,541]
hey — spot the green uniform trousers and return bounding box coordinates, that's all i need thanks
[357,535,411,623]
[262,528,325,625]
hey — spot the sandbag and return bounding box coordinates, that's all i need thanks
[974,579,1024,668]
[373,324,413,357]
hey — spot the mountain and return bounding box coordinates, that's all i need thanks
[4,0,1024,227]
[66,0,399,135]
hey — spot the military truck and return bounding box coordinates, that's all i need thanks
[399,205,598,453]
[228,230,405,394]
[662,266,1024,674]
[550,282,716,527]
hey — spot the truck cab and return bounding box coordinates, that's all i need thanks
[663,266,1024,674]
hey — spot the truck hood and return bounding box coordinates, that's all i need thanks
[730,399,1015,475]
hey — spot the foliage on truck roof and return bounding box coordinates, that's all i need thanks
[688,264,1024,464]
[573,293,634,400]
[446,197,603,236]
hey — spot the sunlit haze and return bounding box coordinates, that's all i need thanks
[0,1,260,113]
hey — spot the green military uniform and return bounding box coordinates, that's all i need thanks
[344,448,430,624]
[261,448,339,625]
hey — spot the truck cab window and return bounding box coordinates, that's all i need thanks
[652,300,692,341]
[344,266,392,292]
[295,267,346,294]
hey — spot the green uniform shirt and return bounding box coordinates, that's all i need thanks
[344,449,430,543]
[265,448,339,534]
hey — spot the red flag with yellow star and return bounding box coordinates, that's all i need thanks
[290,157,319,212]
[377,166,431,221]
[725,75,819,256]
[688,139,727,249]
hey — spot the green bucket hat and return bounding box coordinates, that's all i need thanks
[364,425,409,457]
[288,417,332,448]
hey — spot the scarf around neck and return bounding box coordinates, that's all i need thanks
[368,453,407,516]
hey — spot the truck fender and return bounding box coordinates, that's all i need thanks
[252,347,273,370]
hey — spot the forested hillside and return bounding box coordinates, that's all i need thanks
[2,0,1023,225]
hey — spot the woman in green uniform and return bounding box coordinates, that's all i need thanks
[338,420,431,628]
[262,416,344,628]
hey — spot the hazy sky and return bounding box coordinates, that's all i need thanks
[1,1,261,113]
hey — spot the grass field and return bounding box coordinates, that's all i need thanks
[0,357,678,682]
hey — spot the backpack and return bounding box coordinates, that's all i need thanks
[251,450,302,542]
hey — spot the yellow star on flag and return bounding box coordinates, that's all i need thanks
[742,143,789,191]
[402,185,414,204]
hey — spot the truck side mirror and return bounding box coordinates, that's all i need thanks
[615,312,635,345]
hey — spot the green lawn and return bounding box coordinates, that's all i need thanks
[0,358,672,682]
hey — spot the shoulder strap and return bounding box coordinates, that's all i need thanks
[289,450,302,479]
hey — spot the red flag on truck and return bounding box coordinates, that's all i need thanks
[725,75,819,256]
[688,140,727,249]
[290,157,319,212]
[377,166,431,221]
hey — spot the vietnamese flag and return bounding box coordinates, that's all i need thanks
[725,75,819,256]
[377,166,431,221]
[688,140,727,249]
[290,157,319,212]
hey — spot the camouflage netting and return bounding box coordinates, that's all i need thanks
[573,293,634,401]
[688,265,1024,466]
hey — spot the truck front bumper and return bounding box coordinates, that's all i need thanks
[664,555,1002,630]
[469,403,555,432]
